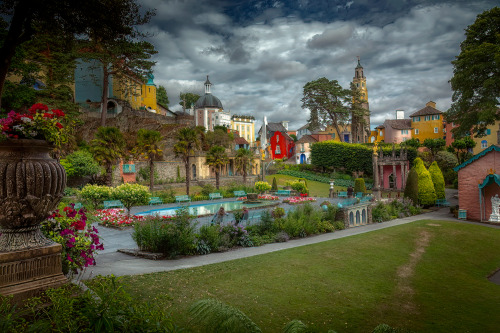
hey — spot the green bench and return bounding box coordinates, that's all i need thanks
[209,193,223,200]
[436,199,450,207]
[276,189,291,196]
[103,200,124,209]
[175,195,191,203]
[148,197,163,205]
[338,191,348,198]
[355,192,363,198]
[233,190,247,197]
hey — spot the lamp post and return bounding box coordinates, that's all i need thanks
[329,179,335,198]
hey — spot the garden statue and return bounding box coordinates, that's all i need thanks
[489,194,500,222]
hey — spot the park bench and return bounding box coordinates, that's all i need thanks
[103,200,124,209]
[355,192,363,198]
[233,190,247,197]
[209,193,223,200]
[175,195,191,203]
[148,197,163,205]
[338,191,348,198]
[276,189,291,196]
[435,199,450,207]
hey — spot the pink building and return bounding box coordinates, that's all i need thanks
[380,119,412,143]
[454,145,500,221]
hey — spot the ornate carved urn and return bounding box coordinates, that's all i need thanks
[0,139,67,302]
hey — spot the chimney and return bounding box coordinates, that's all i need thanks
[281,121,289,131]
[426,101,436,108]
[396,110,405,120]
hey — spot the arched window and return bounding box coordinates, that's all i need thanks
[356,211,360,225]
[192,164,197,179]
[481,140,488,149]
[362,209,366,223]
[349,212,354,225]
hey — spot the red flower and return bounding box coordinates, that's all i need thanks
[43,112,54,119]
[51,109,65,118]
[29,103,49,114]
[56,122,63,129]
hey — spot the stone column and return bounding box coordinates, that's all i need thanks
[392,163,397,189]
[372,149,381,200]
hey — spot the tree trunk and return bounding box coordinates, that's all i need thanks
[106,163,113,186]
[215,171,220,189]
[100,64,109,127]
[149,156,154,191]
[243,166,247,185]
[185,156,190,196]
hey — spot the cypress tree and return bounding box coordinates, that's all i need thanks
[404,167,419,205]
[428,161,446,199]
[354,178,366,193]
[413,157,436,206]
[271,177,278,191]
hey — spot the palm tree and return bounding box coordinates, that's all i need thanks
[234,148,255,185]
[174,127,202,196]
[133,129,162,190]
[90,127,126,186]
[205,145,228,189]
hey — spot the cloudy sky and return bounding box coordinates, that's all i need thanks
[140,0,497,131]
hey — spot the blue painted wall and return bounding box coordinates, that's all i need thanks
[74,59,113,103]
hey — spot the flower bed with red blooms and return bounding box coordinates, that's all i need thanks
[0,103,67,145]
[94,209,149,227]
[42,204,103,276]
[282,196,317,205]
[258,194,279,201]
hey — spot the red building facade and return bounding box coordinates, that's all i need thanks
[270,131,295,159]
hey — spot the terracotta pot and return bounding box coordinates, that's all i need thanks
[0,139,66,251]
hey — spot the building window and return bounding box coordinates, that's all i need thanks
[425,115,430,121]
[275,146,281,154]
[331,133,336,139]
[481,140,488,149]
[276,135,279,142]
[415,128,419,135]
[486,129,491,135]
[434,127,439,133]
[401,130,408,135]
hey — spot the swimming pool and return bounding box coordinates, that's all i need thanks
[136,200,277,217]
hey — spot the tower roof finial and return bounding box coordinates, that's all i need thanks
[356,56,362,68]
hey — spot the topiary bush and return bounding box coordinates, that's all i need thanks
[271,177,278,191]
[413,157,436,206]
[404,167,419,205]
[428,161,446,200]
[354,178,366,193]
[79,184,114,208]
[114,183,151,214]
[254,181,271,194]
[287,180,308,194]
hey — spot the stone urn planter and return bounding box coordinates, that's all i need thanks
[0,139,67,302]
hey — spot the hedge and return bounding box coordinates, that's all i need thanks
[404,167,419,205]
[310,141,417,176]
[276,169,373,189]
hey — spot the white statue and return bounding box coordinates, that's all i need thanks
[489,194,500,222]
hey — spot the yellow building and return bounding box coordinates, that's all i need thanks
[370,125,385,143]
[472,120,500,154]
[409,101,444,142]
[231,115,255,144]
[111,73,143,110]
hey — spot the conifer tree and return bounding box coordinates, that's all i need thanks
[404,167,419,205]
[428,161,446,200]
[271,177,278,191]
[413,157,436,206]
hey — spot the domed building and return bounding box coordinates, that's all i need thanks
[194,76,231,130]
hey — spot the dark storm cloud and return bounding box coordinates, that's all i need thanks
[140,0,498,131]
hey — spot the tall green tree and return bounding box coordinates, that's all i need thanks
[301,77,354,141]
[451,136,476,163]
[179,92,200,111]
[174,127,202,195]
[0,0,155,110]
[413,157,437,206]
[204,127,234,150]
[205,145,228,190]
[234,148,255,185]
[447,7,500,137]
[90,127,126,186]
[157,85,169,106]
[423,138,446,161]
[79,38,157,127]
[133,129,163,190]
[429,161,446,200]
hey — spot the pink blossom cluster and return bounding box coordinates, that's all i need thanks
[258,194,279,201]
[236,196,247,201]
[282,196,317,205]
[95,208,145,227]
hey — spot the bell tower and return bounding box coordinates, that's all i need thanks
[351,57,371,143]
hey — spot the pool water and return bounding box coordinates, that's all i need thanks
[136,200,277,217]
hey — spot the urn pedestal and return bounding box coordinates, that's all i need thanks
[0,140,67,303]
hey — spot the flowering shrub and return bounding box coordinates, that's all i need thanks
[42,204,103,276]
[286,180,308,194]
[114,183,151,213]
[282,196,316,205]
[94,209,146,227]
[0,103,68,146]
[220,223,253,247]
[236,196,247,201]
[254,181,271,193]
[258,194,279,200]
[80,184,114,208]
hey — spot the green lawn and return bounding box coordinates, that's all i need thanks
[120,220,500,332]
[265,174,335,197]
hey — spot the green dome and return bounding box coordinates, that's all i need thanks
[195,94,223,109]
